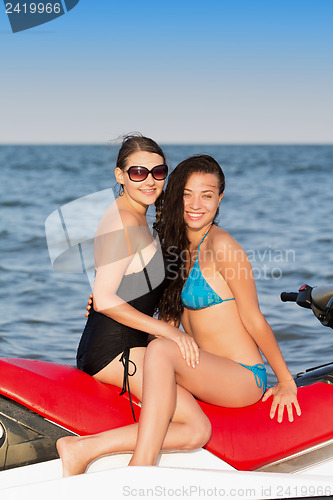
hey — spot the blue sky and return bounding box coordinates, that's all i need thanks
[1,0,332,143]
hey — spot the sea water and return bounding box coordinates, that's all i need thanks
[0,144,332,384]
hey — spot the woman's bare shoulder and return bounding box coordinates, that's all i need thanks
[117,208,141,227]
[211,226,241,248]
[97,203,140,235]
[211,226,248,262]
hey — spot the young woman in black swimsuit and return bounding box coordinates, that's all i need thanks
[57,135,211,476]
[76,134,169,420]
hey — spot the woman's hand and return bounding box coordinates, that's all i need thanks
[171,330,200,369]
[262,379,301,423]
[85,293,93,317]
[156,328,200,369]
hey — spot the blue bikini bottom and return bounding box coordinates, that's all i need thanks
[238,362,267,394]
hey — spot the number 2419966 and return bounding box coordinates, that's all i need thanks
[5,3,61,14]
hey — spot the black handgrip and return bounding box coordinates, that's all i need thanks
[281,292,298,302]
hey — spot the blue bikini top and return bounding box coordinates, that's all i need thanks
[181,231,235,310]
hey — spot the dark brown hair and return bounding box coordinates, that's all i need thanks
[157,155,225,324]
[116,133,166,171]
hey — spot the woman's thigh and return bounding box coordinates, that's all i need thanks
[93,346,207,424]
[146,338,264,407]
[93,347,146,399]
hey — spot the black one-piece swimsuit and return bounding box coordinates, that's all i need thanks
[76,250,167,420]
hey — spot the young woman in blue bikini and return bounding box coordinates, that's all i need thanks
[128,154,301,466]
[57,152,300,474]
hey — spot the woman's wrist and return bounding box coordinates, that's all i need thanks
[157,322,177,338]
[277,376,295,384]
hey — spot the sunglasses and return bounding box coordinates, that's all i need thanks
[125,164,168,182]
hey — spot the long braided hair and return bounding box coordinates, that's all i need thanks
[156,155,226,325]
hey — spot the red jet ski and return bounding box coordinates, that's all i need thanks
[1,284,333,499]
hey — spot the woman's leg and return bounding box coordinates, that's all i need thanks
[57,347,211,476]
[129,338,263,466]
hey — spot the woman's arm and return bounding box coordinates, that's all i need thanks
[94,262,199,369]
[92,213,199,368]
[215,232,301,422]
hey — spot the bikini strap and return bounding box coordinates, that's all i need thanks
[198,231,208,248]
[191,226,212,263]
[196,228,211,255]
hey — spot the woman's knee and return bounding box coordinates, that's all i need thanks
[185,416,212,450]
[145,337,177,361]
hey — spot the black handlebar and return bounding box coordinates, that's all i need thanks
[281,284,313,309]
[280,292,298,302]
[280,284,333,328]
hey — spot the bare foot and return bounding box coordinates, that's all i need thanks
[56,436,92,477]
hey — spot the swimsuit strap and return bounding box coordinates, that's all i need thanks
[139,251,153,292]
[198,231,209,250]
[239,363,267,393]
[119,347,137,421]
[195,227,212,257]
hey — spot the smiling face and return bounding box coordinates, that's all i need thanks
[183,172,223,232]
[115,151,166,211]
